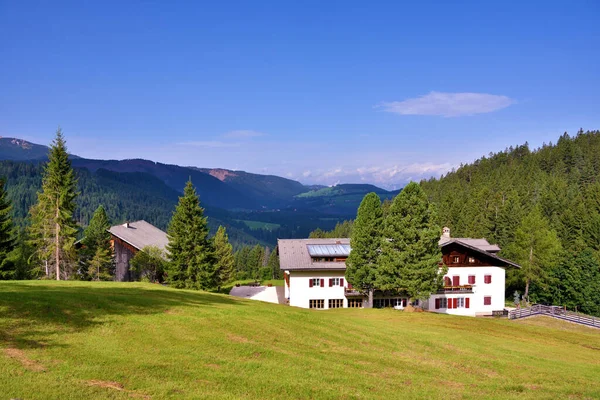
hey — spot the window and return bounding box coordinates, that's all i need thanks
[309,278,324,287]
[468,256,475,264]
[328,299,344,309]
[309,299,324,309]
[484,296,492,306]
[468,275,476,284]
[484,274,492,284]
[457,297,465,308]
[348,298,363,308]
[328,277,344,287]
[438,298,448,308]
[452,256,460,263]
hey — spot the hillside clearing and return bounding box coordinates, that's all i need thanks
[1,281,599,399]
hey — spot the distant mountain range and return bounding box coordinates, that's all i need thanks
[0,137,401,246]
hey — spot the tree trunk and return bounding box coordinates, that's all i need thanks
[524,245,533,302]
[55,228,60,280]
[367,288,374,308]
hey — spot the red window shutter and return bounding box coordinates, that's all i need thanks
[468,275,475,284]
[320,279,324,287]
[348,282,353,289]
[340,278,344,286]
[488,275,492,284]
[447,298,451,309]
[309,279,313,288]
[454,298,458,308]
[329,279,332,287]
[435,298,440,309]
[403,298,407,307]
[466,298,470,308]
[452,276,459,286]
[444,276,451,286]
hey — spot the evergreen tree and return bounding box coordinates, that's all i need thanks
[345,192,383,308]
[378,182,444,303]
[234,246,251,279]
[507,206,562,302]
[28,128,78,280]
[247,244,265,281]
[0,178,15,279]
[214,225,234,289]
[166,180,215,290]
[267,249,281,280]
[82,205,113,280]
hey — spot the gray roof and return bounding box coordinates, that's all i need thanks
[279,236,518,271]
[108,220,169,252]
[439,236,501,252]
[278,238,350,271]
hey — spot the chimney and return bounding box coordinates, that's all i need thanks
[442,227,450,239]
[123,221,130,228]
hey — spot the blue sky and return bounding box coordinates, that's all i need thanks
[1,1,599,188]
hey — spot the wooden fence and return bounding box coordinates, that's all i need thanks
[508,304,600,329]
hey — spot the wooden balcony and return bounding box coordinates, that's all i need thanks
[344,288,363,297]
[437,285,474,294]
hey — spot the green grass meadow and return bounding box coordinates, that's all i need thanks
[1,281,599,399]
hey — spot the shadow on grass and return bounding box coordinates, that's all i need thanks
[0,281,244,350]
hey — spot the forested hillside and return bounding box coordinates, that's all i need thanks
[421,129,600,315]
[0,161,265,247]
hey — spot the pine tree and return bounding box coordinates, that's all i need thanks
[82,205,113,280]
[267,249,281,280]
[0,178,15,279]
[345,192,383,308]
[378,182,444,303]
[247,244,265,281]
[507,206,561,302]
[214,226,234,290]
[28,128,78,280]
[166,180,215,290]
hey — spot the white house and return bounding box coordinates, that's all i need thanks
[278,228,520,316]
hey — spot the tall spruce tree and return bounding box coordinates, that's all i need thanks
[82,205,113,280]
[166,180,215,290]
[507,206,561,302]
[214,225,234,290]
[345,192,383,308]
[267,248,281,279]
[28,128,78,280]
[0,178,16,279]
[247,244,265,281]
[378,182,444,303]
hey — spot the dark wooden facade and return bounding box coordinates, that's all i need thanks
[441,242,498,268]
[112,236,139,282]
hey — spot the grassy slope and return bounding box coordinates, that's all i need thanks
[1,282,599,400]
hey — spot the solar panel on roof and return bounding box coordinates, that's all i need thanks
[306,244,351,257]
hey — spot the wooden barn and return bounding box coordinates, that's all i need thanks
[108,220,169,281]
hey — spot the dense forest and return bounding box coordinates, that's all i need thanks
[421,129,600,315]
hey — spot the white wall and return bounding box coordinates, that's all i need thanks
[288,270,347,309]
[427,266,506,316]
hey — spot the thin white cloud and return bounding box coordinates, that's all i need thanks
[300,162,454,189]
[378,91,514,117]
[177,140,241,148]
[223,130,265,138]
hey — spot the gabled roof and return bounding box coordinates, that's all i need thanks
[108,220,169,252]
[278,238,350,271]
[440,239,520,268]
[439,236,501,253]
